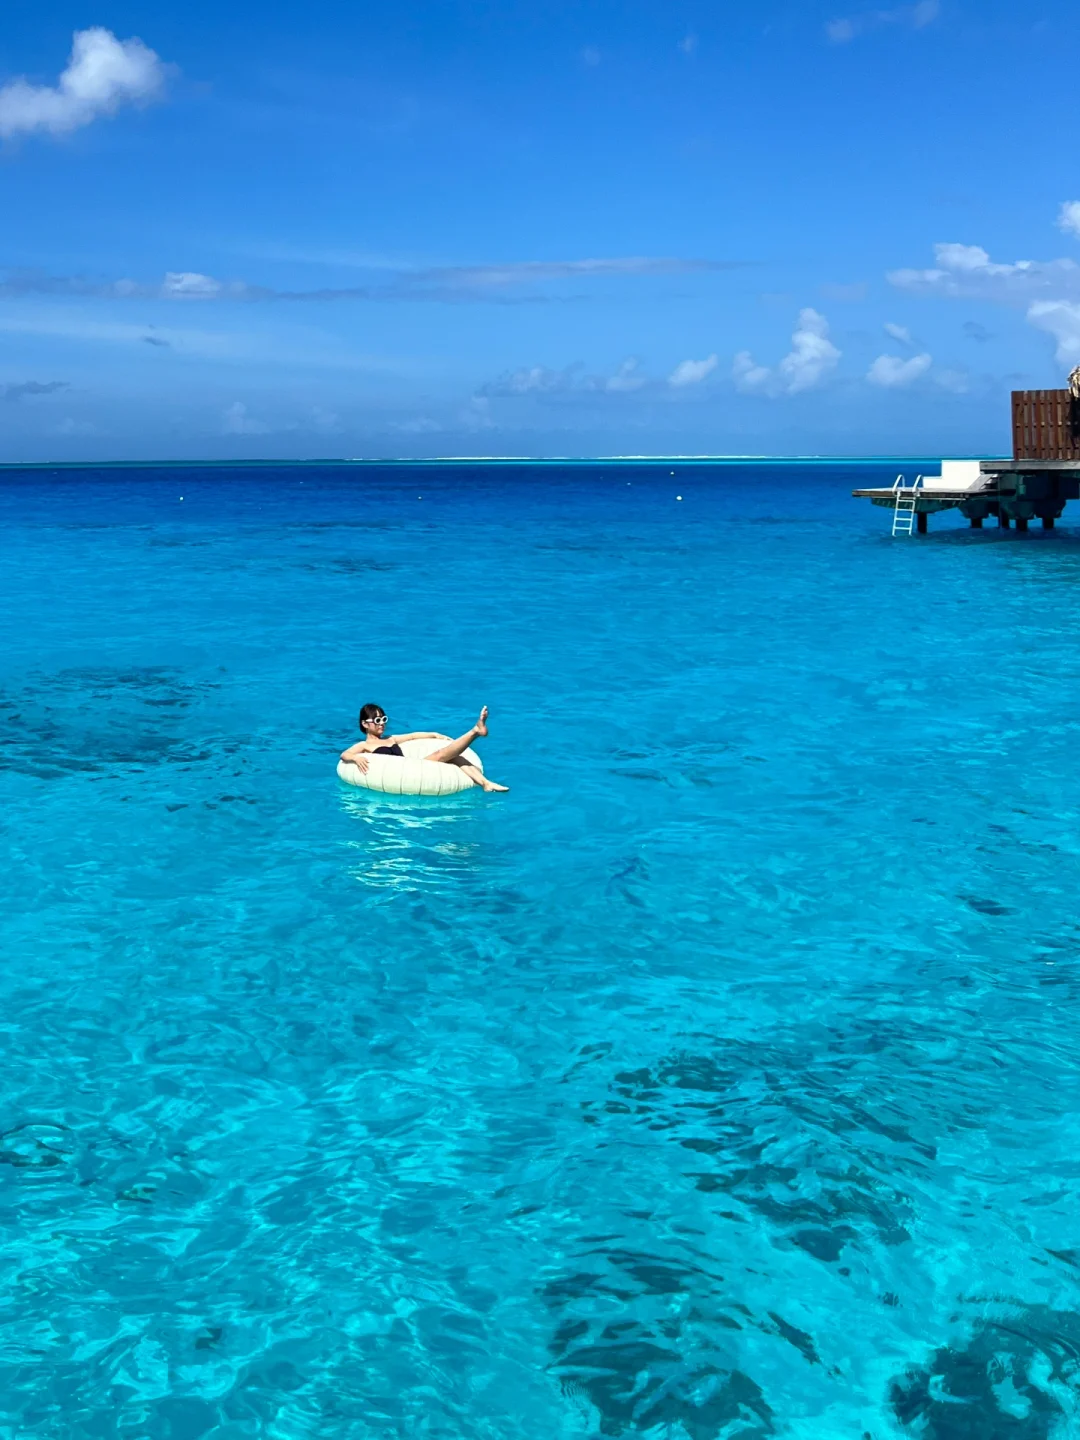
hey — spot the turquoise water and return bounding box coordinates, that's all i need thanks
[3,462,1080,1439]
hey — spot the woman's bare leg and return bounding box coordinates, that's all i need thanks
[452,761,509,794]
[423,707,489,765]
[425,708,509,792]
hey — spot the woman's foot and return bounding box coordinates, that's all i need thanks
[480,778,509,793]
[473,705,489,738]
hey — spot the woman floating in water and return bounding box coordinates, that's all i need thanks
[340,703,509,793]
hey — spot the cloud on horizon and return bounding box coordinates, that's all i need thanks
[1,379,69,401]
[605,358,646,392]
[1058,202,1080,239]
[888,242,1080,302]
[479,364,581,396]
[417,256,731,288]
[0,255,736,306]
[223,401,272,436]
[0,28,167,139]
[478,357,649,397]
[668,354,718,387]
[733,309,840,396]
[867,351,932,387]
[826,0,939,44]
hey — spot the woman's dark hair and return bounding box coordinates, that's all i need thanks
[358,702,386,729]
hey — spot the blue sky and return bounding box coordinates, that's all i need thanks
[1,0,1079,460]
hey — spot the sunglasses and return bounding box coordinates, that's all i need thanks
[366,715,388,726]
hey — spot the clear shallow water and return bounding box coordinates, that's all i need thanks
[3,461,1080,1439]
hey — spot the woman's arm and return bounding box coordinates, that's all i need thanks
[339,743,370,771]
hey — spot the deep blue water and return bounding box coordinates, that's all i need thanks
[3,461,1080,1439]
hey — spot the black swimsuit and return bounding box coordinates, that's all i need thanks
[373,744,404,757]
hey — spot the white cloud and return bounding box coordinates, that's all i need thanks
[425,256,726,289]
[888,242,1080,302]
[223,402,271,436]
[886,212,1080,363]
[0,269,256,302]
[678,34,698,55]
[827,0,938,42]
[224,403,341,437]
[1,254,733,307]
[581,46,602,67]
[867,352,932,387]
[668,354,718,387]
[479,356,660,399]
[604,358,647,392]
[733,309,840,396]
[460,396,495,430]
[1027,302,1080,365]
[162,272,227,299]
[884,322,914,345]
[0,28,167,139]
[511,366,564,393]
[483,365,575,396]
[732,353,773,392]
[775,310,840,392]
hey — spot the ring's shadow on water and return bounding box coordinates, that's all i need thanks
[337,785,486,894]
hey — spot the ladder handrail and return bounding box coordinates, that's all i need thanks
[892,472,921,535]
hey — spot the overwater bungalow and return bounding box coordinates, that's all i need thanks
[854,368,1080,533]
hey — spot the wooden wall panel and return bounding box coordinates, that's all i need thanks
[1012,389,1080,461]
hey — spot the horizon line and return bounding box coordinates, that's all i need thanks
[0,452,1002,470]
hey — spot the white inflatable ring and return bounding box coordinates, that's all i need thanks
[337,736,483,796]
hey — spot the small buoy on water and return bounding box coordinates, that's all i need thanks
[676,495,683,501]
[179,496,184,501]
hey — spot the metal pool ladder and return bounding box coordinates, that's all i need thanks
[891,474,922,536]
